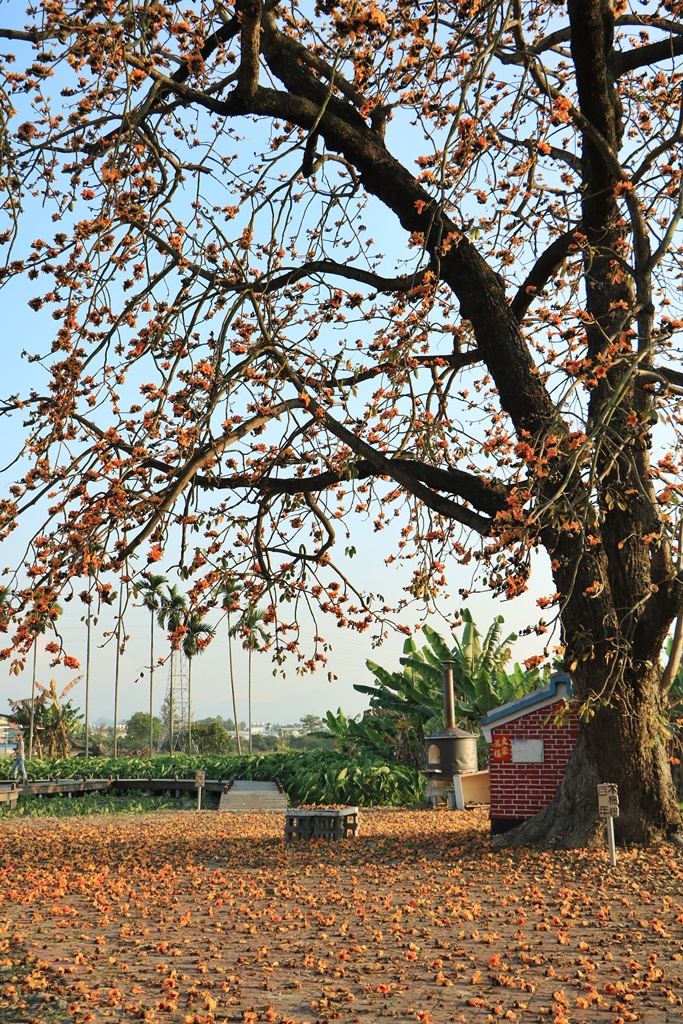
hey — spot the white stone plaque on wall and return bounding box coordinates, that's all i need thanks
[511,739,544,763]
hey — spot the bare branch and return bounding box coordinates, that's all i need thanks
[0,27,50,43]
[613,34,683,75]
[235,0,263,100]
[225,259,438,297]
[196,456,508,517]
[511,228,582,322]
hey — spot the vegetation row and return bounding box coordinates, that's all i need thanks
[0,748,424,808]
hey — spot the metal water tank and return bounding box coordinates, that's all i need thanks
[423,662,478,774]
[425,726,478,774]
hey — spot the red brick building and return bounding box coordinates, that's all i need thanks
[480,673,578,834]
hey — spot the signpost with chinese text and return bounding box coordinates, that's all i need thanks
[597,783,619,867]
[195,770,206,811]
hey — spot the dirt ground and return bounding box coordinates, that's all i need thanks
[0,807,682,1024]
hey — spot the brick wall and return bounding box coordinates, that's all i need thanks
[489,701,579,821]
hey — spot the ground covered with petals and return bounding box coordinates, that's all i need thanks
[1,808,682,1023]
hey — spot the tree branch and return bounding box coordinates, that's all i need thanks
[613,34,683,75]
[258,10,372,135]
[510,228,582,322]
[235,0,262,100]
[165,14,240,91]
[638,365,683,393]
[258,345,502,534]
[219,259,437,296]
[195,457,508,517]
[0,27,49,42]
[497,14,683,71]
[81,401,305,563]
[330,349,483,390]
[97,45,559,442]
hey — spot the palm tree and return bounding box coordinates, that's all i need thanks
[182,612,215,753]
[238,606,271,754]
[80,584,94,757]
[112,581,125,757]
[79,544,103,761]
[218,580,242,754]
[139,573,167,755]
[25,591,61,759]
[157,584,186,752]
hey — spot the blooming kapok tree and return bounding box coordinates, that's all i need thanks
[1,0,683,845]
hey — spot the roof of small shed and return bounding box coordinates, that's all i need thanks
[480,673,573,741]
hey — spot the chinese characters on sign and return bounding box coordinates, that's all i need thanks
[491,735,512,762]
[194,770,206,810]
[597,782,619,817]
[597,783,619,867]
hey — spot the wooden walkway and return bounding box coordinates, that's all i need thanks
[0,777,288,811]
[1,778,220,797]
[218,780,287,813]
[0,779,362,842]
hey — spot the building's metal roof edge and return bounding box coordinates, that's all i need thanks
[480,672,573,730]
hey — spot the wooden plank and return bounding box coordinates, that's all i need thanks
[218,780,287,813]
[19,780,112,796]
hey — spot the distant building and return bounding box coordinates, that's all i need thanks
[252,722,303,736]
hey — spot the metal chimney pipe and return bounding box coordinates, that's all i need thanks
[442,662,456,730]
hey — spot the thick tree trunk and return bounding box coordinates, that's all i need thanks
[500,663,682,848]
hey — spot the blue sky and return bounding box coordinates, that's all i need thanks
[2,551,554,728]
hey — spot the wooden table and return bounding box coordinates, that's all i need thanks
[285,807,359,842]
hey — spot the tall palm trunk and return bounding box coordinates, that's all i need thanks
[181,613,215,752]
[237,604,269,757]
[187,656,193,752]
[169,655,175,753]
[113,583,124,757]
[159,585,187,753]
[29,639,37,761]
[149,612,155,755]
[85,597,91,757]
[227,615,241,754]
[248,646,253,755]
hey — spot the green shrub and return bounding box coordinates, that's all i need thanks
[0,749,424,806]
[0,791,189,818]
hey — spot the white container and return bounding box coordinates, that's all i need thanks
[452,770,491,810]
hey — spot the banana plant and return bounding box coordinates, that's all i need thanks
[324,706,410,763]
[395,609,544,722]
[328,611,548,767]
[34,678,83,758]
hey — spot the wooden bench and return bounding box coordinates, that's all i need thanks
[285,807,359,842]
[0,787,19,809]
